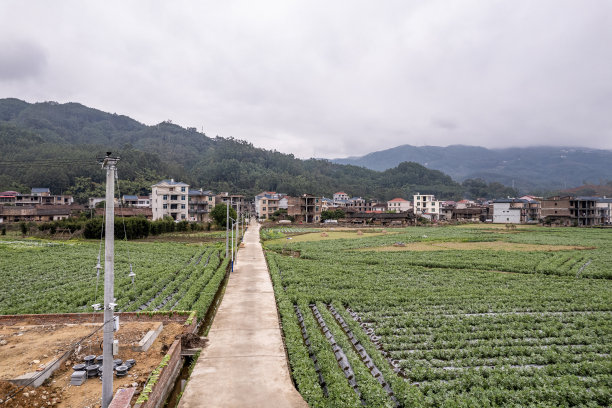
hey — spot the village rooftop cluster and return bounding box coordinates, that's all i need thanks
[1,181,611,226]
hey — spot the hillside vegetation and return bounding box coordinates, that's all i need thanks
[333,144,612,193]
[0,98,515,201]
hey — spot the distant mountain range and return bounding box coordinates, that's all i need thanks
[1,98,496,202]
[332,144,612,192]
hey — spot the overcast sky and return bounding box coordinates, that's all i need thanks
[1,1,611,159]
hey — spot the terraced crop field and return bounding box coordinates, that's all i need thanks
[264,226,612,407]
[0,237,230,321]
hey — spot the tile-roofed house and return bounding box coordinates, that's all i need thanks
[333,192,349,203]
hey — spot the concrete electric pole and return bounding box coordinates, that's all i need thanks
[101,153,119,408]
[225,199,229,258]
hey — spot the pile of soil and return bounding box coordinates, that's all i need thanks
[0,381,62,407]
[181,333,208,349]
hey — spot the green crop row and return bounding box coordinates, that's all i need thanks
[264,225,612,406]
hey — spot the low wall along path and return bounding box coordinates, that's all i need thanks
[178,220,307,408]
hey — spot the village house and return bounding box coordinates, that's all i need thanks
[347,197,367,212]
[287,194,322,223]
[320,197,335,212]
[386,198,411,213]
[492,198,540,224]
[188,189,216,222]
[122,195,139,206]
[0,204,84,223]
[569,197,598,226]
[255,192,285,220]
[122,195,151,208]
[95,206,152,219]
[346,211,415,226]
[541,196,611,226]
[0,191,19,204]
[413,193,441,220]
[596,198,612,225]
[371,203,388,212]
[541,196,573,225]
[1,188,74,206]
[333,192,349,203]
[151,179,189,221]
[217,192,247,214]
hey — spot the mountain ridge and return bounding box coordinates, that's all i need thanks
[1,98,513,202]
[332,144,612,192]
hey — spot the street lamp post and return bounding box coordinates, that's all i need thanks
[228,216,237,271]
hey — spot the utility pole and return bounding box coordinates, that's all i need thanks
[237,201,241,242]
[101,153,119,408]
[225,198,229,258]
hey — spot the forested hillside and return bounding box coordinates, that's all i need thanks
[0,99,515,202]
[333,144,612,192]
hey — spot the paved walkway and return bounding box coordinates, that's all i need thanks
[178,221,308,408]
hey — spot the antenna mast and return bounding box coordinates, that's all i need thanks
[101,152,119,408]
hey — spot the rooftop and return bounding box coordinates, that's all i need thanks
[152,179,189,187]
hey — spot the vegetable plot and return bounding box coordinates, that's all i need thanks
[0,238,230,322]
[265,226,612,407]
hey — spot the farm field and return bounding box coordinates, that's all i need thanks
[0,235,231,321]
[264,225,612,407]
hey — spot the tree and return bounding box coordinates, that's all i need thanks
[321,209,345,221]
[210,203,237,228]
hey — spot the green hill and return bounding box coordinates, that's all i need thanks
[0,98,514,202]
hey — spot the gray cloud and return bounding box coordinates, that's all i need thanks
[0,0,611,158]
[0,40,47,81]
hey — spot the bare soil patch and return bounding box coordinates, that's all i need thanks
[0,321,184,408]
[360,241,593,252]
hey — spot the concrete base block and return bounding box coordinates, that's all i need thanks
[133,322,163,352]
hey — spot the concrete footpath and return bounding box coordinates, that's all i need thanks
[178,221,308,408]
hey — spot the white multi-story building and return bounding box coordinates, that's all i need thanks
[413,193,440,219]
[255,192,285,220]
[333,192,349,203]
[151,179,189,221]
[596,198,612,225]
[387,198,411,213]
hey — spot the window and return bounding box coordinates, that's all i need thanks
[209,197,213,201]
[181,214,186,219]
[181,195,186,200]
[171,204,178,209]
[169,187,174,191]
[163,204,168,209]
[163,195,168,200]
[181,187,186,192]
[181,204,185,209]
[171,195,178,200]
